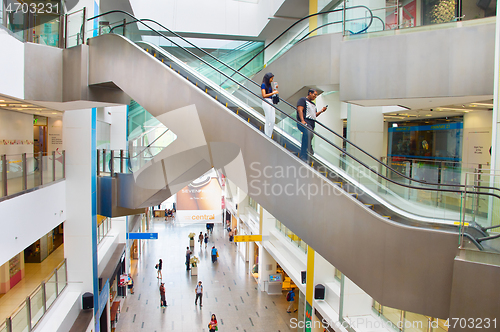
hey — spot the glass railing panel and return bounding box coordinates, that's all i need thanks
[57,262,67,294]
[55,153,64,180]
[26,153,39,190]
[5,154,23,196]
[66,9,86,48]
[30,285,45,328]
[0,322,6,332]
[404,311,429,332]
[42,154,52,184]
[11,302,28,332]
[45,274,57,308]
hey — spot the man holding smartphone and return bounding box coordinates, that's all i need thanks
[296,89,327,163]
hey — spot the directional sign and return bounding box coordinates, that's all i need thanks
[127,232,158,240]
[234,235,262,242]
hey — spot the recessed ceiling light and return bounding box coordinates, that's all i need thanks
[425,114,432,116]
[20,105,29,107]
[52,112,57,114]
[0,100,4,102]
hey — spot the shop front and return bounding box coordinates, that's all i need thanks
[98,243,126,332]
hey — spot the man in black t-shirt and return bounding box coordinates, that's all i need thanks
[296,89,327,162]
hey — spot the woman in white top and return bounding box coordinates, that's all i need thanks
[261,72,279,138]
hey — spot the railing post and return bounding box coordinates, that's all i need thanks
[82,7,86,45]
[123,18,126,37]
[64,14,68,48]
[22,153,27,190]
[5,317,12,332]
[26,296,32,331]
[39,152,43,186]
[342,0,346,36]
[54,268,59,295]
[110,150,114,176]
[2,155,7,197]
[52,151,56,182]
[102,149,107,173]
[97,150,100,176]
[62,150,66,179]
[120,150,124,173]
[41,281,47,314]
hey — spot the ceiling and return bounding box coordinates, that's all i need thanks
[383,99,494,123]
[0,94,63,118]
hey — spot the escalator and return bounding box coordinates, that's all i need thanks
[85,11,500,318]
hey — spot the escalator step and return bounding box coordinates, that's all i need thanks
[333,182,343,188]
[349,193,358,199]
[364,204,374,210]
[383,216,392,219]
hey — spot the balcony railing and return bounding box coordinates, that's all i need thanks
[0,259,67,332]
[0,151,65,201]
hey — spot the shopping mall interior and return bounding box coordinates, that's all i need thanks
[0,0,499,331]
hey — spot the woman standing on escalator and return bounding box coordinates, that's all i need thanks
[261,72,279,138]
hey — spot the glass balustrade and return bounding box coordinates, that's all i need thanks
[0,260,67,332]
[0,151,65,199]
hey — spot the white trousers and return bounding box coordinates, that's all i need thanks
[262,99,275,138]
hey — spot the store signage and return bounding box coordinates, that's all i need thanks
[97,279,109,317]
[234,235,262,242]
[127,232,158,240]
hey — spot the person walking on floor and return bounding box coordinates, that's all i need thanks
[198,232,204,248]
[186,247,192,270]
[156,259,163,279]
[286,288,297,313]
[195,281,203,307]
[211,246,218,263]
[159,282,167,307]
[261,72,279,138]
[204,233,208,249]
[208,314,218,332]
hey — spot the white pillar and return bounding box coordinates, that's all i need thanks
[63,109,96,300]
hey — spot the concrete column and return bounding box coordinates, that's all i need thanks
[258,246,277,291]
[315,91,344,151]
[63,108,97,312]
[346,104,385,185]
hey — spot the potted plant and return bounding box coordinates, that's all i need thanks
[188,233,195,247]
[190,256,200,276]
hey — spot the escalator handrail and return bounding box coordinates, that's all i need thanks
[86,11,500,200]
[236,6,373,74]
[129,128,170,159]
[102,12,500,194]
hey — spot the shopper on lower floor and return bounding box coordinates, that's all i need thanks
[209,314,218,332]
[186,247,192,270]
[211,246,218,263]
[195,281,203,307]
[204,233,208,249]
[286,288,297,313]
[198,232,204,248]
[156,259,163,279]
[159,283,167,307]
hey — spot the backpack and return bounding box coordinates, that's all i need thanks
[286,292,291,301]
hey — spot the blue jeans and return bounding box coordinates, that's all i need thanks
[299,120,314,162]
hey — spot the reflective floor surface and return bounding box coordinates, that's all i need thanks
[114,217,298,331]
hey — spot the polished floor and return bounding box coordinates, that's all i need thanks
[114,218,298,331]
[0,245,64,322]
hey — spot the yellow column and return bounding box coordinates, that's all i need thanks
[305,245,315,330]
[309,0,318,36]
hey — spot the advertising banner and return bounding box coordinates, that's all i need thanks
[177,176,223,223]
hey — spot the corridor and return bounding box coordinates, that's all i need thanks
[114,217,298,331]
